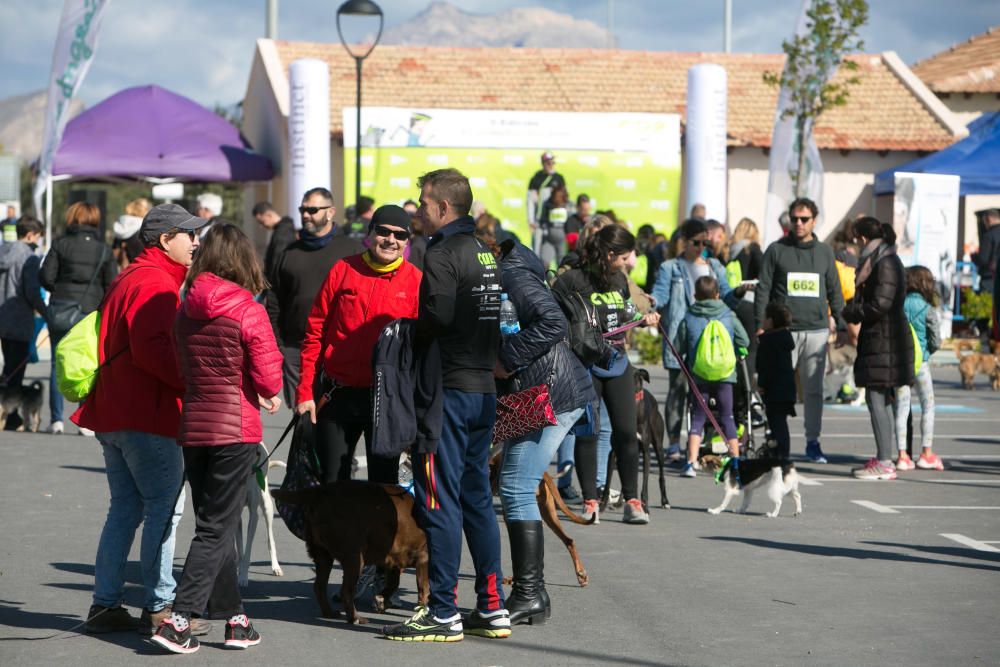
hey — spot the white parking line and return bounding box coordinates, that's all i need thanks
[852,500,899,513]
[790,434,1000,440]
[797,475,823,486]
[940,533,1000,553]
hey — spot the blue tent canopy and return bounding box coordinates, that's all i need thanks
[874,112,1000,196]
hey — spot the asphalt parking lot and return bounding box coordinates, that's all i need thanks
[1,361,998,666]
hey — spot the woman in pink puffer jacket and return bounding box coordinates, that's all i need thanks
[152,223,282,654]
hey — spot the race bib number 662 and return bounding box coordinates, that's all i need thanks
[787,272,820,298]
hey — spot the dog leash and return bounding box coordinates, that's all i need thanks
[0,331,49,386]
[252,413,300,491]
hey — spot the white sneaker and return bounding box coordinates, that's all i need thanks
[79,427,95,437]
[48,420,64,434]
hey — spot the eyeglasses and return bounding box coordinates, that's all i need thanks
[299,205,332,215]
[790,215,813,224]
[374,225,410,241]
[689,239,708,247]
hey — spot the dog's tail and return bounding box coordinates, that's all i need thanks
[543,473,597,525]
[267,461,286,470]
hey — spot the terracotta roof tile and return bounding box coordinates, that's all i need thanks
[271,42,958,151]
[912,26,1000,93]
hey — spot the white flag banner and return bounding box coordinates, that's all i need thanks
[33,0,111,226]
[762,0,825,247]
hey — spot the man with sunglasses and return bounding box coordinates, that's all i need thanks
[266,187,362,404]
[754,197,844,464]
[295,204,420,485]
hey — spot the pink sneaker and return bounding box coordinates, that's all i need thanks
[853,458,897,480]
[895,454,915,471]
[916,452,944,470]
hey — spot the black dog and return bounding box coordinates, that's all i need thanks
[600,368,669,512]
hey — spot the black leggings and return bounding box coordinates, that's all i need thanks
[315,387,399,484]
[575,369,639,501]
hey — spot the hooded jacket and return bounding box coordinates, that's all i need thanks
[0,240,46,341]
[39,224,117,315]
[843,243,913,389]
[674,299,749,384]
[497,241,598,418]
[71,247,188,437]
[297,252,422,403]
[174,272,283,447]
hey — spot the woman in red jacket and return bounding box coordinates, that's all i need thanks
[296,204,422,484]
[152,224,282,655]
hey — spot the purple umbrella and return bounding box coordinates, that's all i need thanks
[52,84,273,182]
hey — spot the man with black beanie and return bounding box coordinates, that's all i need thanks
[266,187,362,404]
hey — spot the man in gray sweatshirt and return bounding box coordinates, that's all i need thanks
[754,198,844,464]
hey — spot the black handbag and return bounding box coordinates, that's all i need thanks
[47,245,106,334]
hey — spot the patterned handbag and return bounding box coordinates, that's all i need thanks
[493,383,558,444]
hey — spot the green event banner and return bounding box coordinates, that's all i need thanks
[344,147,681,242]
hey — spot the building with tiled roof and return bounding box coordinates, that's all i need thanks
[912,26,1000,128]
[242,39,965,241]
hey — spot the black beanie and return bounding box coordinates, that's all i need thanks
[369,204,412,234]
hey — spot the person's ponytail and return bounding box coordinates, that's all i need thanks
[880,222,896,246]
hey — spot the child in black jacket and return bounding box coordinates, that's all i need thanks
[756,302,796,462]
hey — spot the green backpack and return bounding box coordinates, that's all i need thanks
[725,259,742,287]
[693,319,737,382]
[910,323,923,376]
[55,310,103,402]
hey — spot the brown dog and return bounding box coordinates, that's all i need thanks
[488,450,594,587]
[270,481,429,624]
[958,353,1000,390]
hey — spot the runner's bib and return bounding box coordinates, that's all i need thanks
[787,272,820,298]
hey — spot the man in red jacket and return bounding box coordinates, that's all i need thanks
[296,204,422,484]
[74,204,211,636]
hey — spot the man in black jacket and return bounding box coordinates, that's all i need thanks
[265,187,362,403]
[252,201,297,282]
[383,169,509,643]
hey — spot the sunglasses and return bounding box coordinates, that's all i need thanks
[689,239,708,247]
[169,229,197,241]
[790,215,813,224]
[299,205,332,215]
[374,225,410,241]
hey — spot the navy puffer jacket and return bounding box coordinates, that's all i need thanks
[497,240,597,417]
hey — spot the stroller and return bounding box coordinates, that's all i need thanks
[683,356,773,459]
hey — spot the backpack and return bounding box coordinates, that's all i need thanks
[725,259,742,288]
[55,310,103,402]
[693,318,737,381]
[562,291,612,368]
[836,260,856,302]
[910,322,923,376]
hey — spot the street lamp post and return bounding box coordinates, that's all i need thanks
[336,0,383,214]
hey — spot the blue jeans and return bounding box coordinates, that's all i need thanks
[500,407,585,521]
[94,430,185,612]
[596,399,612,488]
[49,329,65,423]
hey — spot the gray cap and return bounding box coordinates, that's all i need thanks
[139,204,209,243]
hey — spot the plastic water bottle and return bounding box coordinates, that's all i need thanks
[499,293,521,337]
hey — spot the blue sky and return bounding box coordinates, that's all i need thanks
[2,0,997,108]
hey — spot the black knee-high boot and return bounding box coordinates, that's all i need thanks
[506,520,547,625]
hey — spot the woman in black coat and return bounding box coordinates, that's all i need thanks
[494,239,597,625]
[39,201,117,434]
[842,216,913,480]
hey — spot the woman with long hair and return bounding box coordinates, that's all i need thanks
[552,224,660,524]
[724,217,764,377]
[843,216,913,481]
[650,218,743,468]
[152,223,283,653]
[40,201,117,434]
